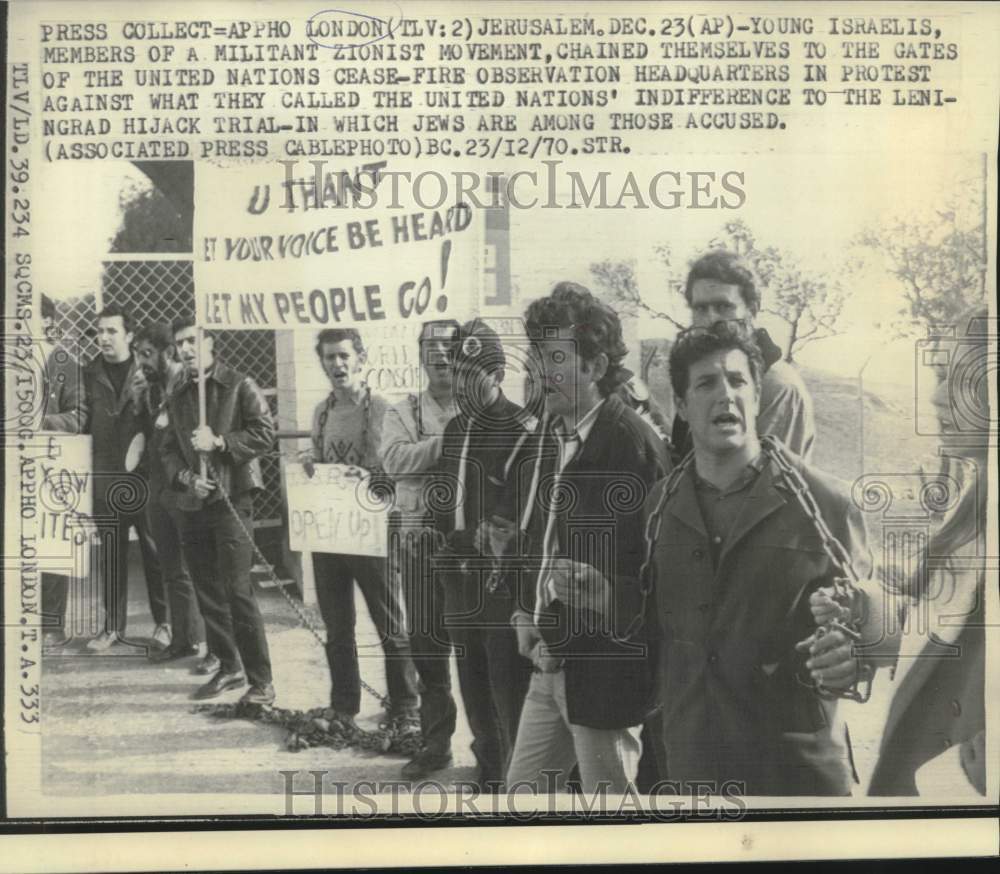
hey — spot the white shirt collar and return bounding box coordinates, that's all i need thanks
[555,398,605,446]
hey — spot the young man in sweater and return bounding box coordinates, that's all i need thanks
[307,328,419,729]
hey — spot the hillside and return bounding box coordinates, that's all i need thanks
[801,367,941,483]
[641,346,942,482]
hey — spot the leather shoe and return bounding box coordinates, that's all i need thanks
[240,683,275,706]
[401,750,454,780]
[150,643,200,663]
[193,653,221,675]
[192,669,246,700]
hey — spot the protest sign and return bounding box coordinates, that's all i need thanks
[195,161,481,330]
[34,434,93,579]
[285,462,390,557]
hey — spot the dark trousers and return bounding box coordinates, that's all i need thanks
[442,565,531,784]
[94,502,167,637]
[312,551,419,717]
[392,523,457,756]
[41,573,69,633]
[147,495,205,649]
[179,496,272,686]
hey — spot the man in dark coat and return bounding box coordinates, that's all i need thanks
[654,322,871,795]
[380,320,461,780]
[500,282,669,793]
[864,311,991,797]
[133,321,209,667]
[161,317,276,703]
[83,303,167,651]
[431,318,534,789]
[577,321,870,796]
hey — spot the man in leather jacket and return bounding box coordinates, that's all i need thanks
[161,317,276,704]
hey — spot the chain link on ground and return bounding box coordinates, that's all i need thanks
[194,458,423,757]
[193,700,423,757]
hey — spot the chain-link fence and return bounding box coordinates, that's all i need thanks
[53,262,285,535]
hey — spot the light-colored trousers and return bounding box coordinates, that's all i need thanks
[506,669,643,795]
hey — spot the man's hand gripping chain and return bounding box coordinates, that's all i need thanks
[762,436,874,703]
[638,437,874,704]
[799,577,874,703]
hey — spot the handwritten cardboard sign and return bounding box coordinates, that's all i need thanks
[285,462,389,557]
[35,434,93,578]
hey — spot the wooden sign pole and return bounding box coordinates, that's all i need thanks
[196,325,208,479]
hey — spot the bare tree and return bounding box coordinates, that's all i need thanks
[588,257,686,331]
[710,220,853,363]
[854,193,987,337]
[590,222,856,364]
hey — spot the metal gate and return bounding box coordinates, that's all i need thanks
[52,261,284,534]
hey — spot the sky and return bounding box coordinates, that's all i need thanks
[33,161,153,302]
[507,150,989,385]
[33,150,987,390]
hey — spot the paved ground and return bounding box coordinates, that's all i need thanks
[40,549,478,814]
[40,549,894,815]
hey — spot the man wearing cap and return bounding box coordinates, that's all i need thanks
[431,318,534,789]
[380,319,461,779]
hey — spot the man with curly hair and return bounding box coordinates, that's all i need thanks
[639,322,864,794]
[496,283,669,793]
